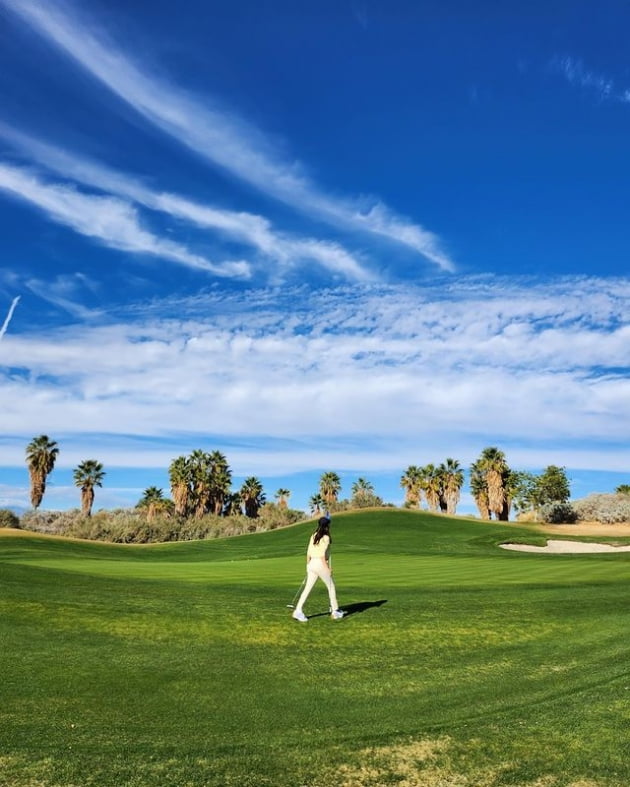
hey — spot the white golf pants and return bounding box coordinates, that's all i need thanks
[295,558,339,613]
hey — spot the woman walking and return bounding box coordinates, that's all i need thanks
[292,516,345,622]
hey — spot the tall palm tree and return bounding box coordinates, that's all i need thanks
[26,435,59,509]
[189,450,212,518]
[470,459,490,519]
[207,451,232,516]
[502,468,519,521]
[73,460,105,518]
[240,477,265,518]
[169,455,191,517]
[439,458,464,515]
[400,465,422,508]
[470,447,511,520]
[309,493,324,515]
[421,464,441,512]
[319,471,341,507]
[478,446,510,520]
[275,488,291,509]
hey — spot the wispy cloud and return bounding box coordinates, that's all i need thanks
[552,55,616,101]
[0,0,455,271]
[0,125,375,282]
[24,275,102,320]
[0,162,251,278]
[0,295,20,341]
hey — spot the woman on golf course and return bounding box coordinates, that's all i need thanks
[292,516,345,622]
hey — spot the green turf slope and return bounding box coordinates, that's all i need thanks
[2,510,630,786]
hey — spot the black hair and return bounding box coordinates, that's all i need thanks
[312,516,331,545]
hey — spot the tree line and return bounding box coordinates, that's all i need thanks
[22,435,623,523]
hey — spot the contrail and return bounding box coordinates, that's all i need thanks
[0,296,20,341]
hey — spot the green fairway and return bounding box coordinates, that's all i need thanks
[2,510,630,786]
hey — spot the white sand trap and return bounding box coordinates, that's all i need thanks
[501,539,630,554]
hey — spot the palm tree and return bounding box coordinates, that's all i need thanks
[439,458,464,515]
[319,471,341,507]
[73,460,105,517]
[240,477,265,518]
[309,493,324,516]
[26,435,59,509]
[188,450,213,518]
[137,487,173,521]
[351,478,373,507]
[275,488,291,509]
[479,447,510,520]
[223,492,243,516]
[207,450,232,516]
[470,460,490,519]
[169,456,191,517]
[421,464,441,512]
[471,447,511,520]
[400,465,422,508]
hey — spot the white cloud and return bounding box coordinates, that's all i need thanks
[551,55,630,107]
[0,0,454,270]
[554,55,614,99]
[24,276,102,320]
[0,162,250,278]
[0,126,375,282]
[0,277,628,480]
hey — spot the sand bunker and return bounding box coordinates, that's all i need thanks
[501,539,630,554]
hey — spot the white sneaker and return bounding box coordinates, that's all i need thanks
[331,609,345,620]
[292,610,308,623]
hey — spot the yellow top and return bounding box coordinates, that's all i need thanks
[307,533,330,561]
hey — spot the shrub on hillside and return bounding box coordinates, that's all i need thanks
[351,492,384,509]
[572,493,630,524]
[0,509,20,528]
[539,502,578,524]
[20,509,81,534]
[256,502,304,529]
[17,503,307,543]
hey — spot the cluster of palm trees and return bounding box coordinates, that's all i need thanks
[168,451,267,519]
[308,473,383,513]
[308,471,342,513]
[399,449,520,520]
[26,435,105,517]
[400,458,464,515]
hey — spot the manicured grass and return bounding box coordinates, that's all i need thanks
[2,510,630,786]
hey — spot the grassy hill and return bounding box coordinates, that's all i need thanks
[2,509,630,786]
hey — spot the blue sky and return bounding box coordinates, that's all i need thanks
[0,0,629,515]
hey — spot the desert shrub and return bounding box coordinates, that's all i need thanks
[256,502,304,529]
[20,509,83,534]
[539,502,578,524]
[16,503,307,544]
[326,499,352,513]
[572,493,630,524]
[351,492,384,509]
[0,509,20,528]
[515,509,539,523]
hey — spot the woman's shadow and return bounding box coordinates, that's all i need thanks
[310,599,387,619]
[342,599,387,617]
